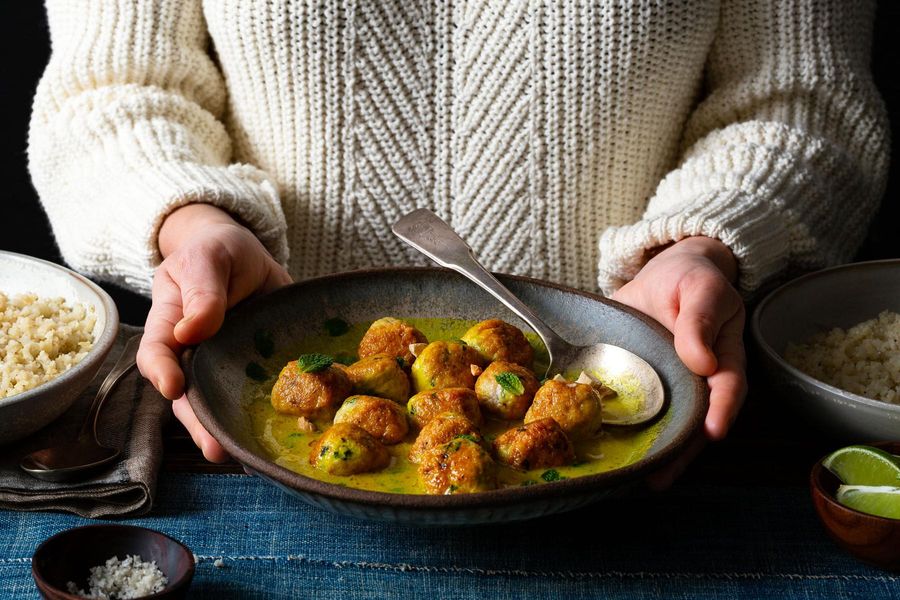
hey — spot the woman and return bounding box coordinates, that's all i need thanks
[29,1,889,481]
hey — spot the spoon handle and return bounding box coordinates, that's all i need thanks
[77,334,142,443]
[392,209,570,361]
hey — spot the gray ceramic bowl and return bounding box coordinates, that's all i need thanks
[752,259,900,441]
[0,251,119,444]
[185,268,707,525]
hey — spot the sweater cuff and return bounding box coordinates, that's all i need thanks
[597,189,790,297]
[95,161,288,296]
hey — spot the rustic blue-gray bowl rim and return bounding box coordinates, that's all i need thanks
[751,258,900,416]
[185,267,708,510]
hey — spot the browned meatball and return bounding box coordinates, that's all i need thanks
[492,418,575,470]
[524,380,603,440]
[408,412,482,464]
[270,360,352,422]
[345,354,410,403]
[358,317,427,365]
[407,388,483,430]
[410,341,484,392]
[309,423,390,476]
[417,437,497,494]
[461,319,534,369]
[333,395,410,445]
[474,360,539,420]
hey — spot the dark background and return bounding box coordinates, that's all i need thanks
[3,2,898,326]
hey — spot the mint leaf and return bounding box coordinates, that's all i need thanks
[245,362,268,381]
[324,318,350,336]
[253,330,275,358]
[495,372,525,395]
[297,353,334,373]
[541,469,566,482]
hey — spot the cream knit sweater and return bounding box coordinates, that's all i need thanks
[29,0,889,297]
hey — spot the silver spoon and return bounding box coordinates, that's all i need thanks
[393,209,664,425]
[20,334,142,482]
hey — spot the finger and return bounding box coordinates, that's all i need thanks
[704,310,748,441]
[259,259,293,294]
[673,278,741,377]
[137,269,186,400]
[646,433,707,491]
[171,251,231,346]
[171,395,230,463]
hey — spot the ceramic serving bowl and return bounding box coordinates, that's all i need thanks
[185,268,707,525]
[810,442,900,572]
[32,524,195,599]
[0,251,118,444]
[751,259,900,441]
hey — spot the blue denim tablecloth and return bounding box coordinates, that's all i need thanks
[1,472,897,599]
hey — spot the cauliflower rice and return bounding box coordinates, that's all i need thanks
[785,310,900,405]
[66,555,168,599]
[0,291,95,399]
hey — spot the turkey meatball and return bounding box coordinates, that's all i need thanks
[358,317,427,366]
[309,423,390,476]
[474,360,539,420]
[461,319,533,369]
[333,395,410,445]
[270,359,352,422]
[410,341,483,392]
[345,354,410,403]
[524,379,604,440]
[407,387,483,430]
[408,412,482,464]
[492,418,575,470]
[417,437,497,495]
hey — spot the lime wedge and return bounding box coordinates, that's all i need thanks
[835,485,900,520]
[822,445,900,486]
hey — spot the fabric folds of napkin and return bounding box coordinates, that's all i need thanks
[0,325,170,518]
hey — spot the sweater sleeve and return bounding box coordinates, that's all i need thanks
[28,0,289,296]
[596,0,890,297]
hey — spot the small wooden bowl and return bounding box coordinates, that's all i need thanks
[32,525,195,599]
[810,442,900,572]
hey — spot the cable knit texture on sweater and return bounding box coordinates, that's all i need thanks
[29,0,889,296]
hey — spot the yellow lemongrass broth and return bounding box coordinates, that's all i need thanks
[245,318,666,494]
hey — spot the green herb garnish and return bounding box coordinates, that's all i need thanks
[495,372,525,395]
[454,434,480,444]
[253,330,275,358]
[245,362,268,381]
[296,353,334,373]
[541,469,566,482]
[333,447,354,460]
[324,317,350,337]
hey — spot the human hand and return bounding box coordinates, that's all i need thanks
[611,236,747,488]
[137,204,292,462]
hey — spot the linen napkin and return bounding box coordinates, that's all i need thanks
[0,325,171,518]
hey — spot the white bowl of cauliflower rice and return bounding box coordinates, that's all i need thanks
[0,251,118,443]
[752,259,900,441]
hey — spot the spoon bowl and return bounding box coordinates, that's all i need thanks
[20,442,120,483]
[392,209,664,425]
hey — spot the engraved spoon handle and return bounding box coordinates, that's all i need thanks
[77,334,142,443]
[392,209,571,366]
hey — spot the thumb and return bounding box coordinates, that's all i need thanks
[172,252,230,346]
[673,276,740,377]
